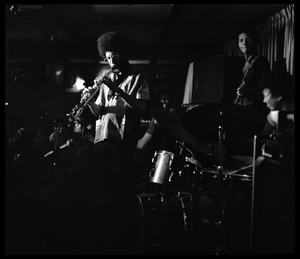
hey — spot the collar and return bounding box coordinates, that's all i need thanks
[245,51,259,63]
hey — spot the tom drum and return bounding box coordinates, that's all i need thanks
[150,150,175,185]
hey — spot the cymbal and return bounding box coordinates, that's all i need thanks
[180,102,265,141]
[150,107,208,150]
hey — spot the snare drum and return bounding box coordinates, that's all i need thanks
[150,150,175,185]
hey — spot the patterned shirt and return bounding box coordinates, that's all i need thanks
[94,64,149,145]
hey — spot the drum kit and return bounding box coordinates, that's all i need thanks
[137,102,265,254]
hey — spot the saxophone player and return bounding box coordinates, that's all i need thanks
[81,31,150,254]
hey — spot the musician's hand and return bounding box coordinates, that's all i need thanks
[81,86,93,102]
[81,86,92,95]
[236,87,258,99]
[101,77,120,93]
[236,86,245,96]
[66,139,74,148]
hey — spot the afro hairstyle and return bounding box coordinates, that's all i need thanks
[97,31,130,59]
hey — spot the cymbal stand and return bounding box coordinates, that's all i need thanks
[215,114,227,255]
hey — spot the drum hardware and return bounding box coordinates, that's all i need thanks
[148,150,193,201]
[180,102,265,142]
[150,107,208,150]
[180,102,264,254]
[139,147,201,253]
[139,102,263,254]
[225,164,253,176]
[215,123,227,255]
[160,187,167,203]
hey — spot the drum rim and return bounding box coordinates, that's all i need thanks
[156,150,175,156]
[200,167,253,180]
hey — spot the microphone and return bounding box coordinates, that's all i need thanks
[43,142,69,158]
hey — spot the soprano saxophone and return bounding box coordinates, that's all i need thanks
[67,70,113,122]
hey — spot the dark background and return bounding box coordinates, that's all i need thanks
[5,4,289,121]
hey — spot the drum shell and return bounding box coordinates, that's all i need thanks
[170,159,201,193]
[226,173,253,205]
[137,194,191,254]
[150,150,175,185]
[198,169,252,203]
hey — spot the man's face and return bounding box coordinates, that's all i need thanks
[238,32,256,54]
[262,88,281,111]
[104,51,124,72]
[160,94,170,110]
[57,123,67,135]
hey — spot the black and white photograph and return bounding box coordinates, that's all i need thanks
[5,4,294,255]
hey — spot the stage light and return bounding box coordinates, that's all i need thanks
[9,5,19,15]
[65,76,85,93]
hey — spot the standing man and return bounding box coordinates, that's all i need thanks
[81,31,150,254]
[234,25,270,117]
[224,25,271,159]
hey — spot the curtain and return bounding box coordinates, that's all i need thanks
[182,62,194,104]
[223,4,294,76]
[282,4,294,76]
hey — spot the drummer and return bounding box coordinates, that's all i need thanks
[259,65,295,137]
[137,82,178,153]
[136,81,195,195]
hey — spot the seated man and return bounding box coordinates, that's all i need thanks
[48,116,83,172]
[259,67,294,137]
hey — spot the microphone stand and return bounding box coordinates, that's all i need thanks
[51,126,62,236]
